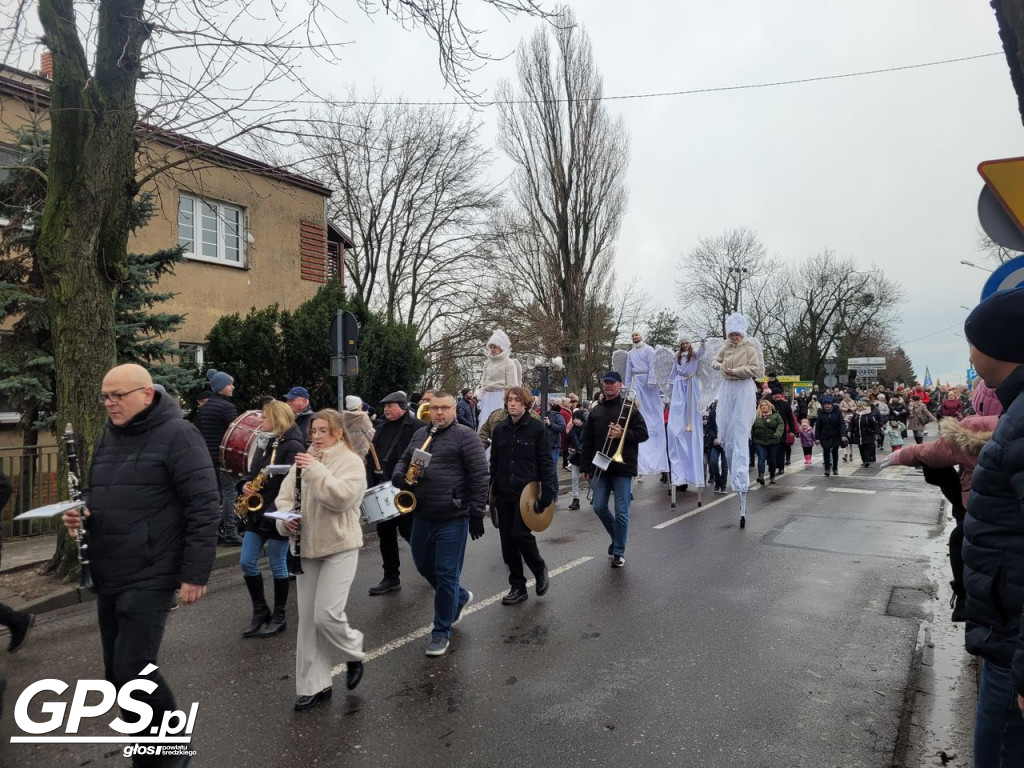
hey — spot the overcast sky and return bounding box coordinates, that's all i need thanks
[11,1,1021,385]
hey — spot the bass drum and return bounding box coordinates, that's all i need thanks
[220,410,264,478]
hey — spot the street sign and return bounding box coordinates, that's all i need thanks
[823,374,838,388]
[979,157,1024,234]
[980,253,1024,301]
[847,357,885,367]
[824,361,837,374]
[978,185,1024,251]
[855,368,878,379]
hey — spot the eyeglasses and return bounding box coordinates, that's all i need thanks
[431,405,454,412]
[99,387,145,404]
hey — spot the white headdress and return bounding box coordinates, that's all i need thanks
[486,330,511,353]
[678,334,692,345]
[725,313,748,337]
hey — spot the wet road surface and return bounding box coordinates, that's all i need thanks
[1,459,946,767]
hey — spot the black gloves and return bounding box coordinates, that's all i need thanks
[535,499,551,514]
[469,516,485,540]
[372,470,386,486]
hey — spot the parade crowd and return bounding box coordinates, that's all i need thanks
[0,289,1022,768]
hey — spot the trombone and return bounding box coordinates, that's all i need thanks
[588,388,638,496]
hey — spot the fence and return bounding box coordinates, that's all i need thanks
[0,443,63,540]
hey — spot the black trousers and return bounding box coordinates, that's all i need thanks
[858,442,876,464]
[97,590,177,766]
[949,506,966,597]
[378,513,414,580]
[496,496,545,590]
[822,444,839,471]
[0,602,28,631]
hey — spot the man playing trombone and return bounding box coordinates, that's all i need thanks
[489,387,555,605]
[580,371,649,568]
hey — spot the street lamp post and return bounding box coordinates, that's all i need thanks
[959,259,990,273]
[728,266,750,312]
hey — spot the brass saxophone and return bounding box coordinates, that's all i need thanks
[235,439,279,522]
[394,426,438,514]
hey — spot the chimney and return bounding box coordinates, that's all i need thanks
[40,51,53,80]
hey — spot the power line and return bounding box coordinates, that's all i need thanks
[214,50,1003,108]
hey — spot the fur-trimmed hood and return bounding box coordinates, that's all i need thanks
[939,415,999,458]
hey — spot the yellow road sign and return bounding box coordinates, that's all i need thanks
[978,157,1024,231]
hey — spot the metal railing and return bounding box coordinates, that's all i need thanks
[1,444,63,540]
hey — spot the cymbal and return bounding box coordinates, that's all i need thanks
[519,481,555,532]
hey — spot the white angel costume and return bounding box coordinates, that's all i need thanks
[712,313,765,520]
[475,330,521,432]
[666,339,714,488]
[625,336,669,475]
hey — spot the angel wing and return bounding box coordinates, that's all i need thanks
[747,335,766,379]
[611,349,628,379]
[696,337,726,414]
[511,357,523,386]
[652,346,675,394]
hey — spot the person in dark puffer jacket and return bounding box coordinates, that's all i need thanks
[961,286,1024,768]
[61,364,219,760]
[393,391,488,657]
[196,368,241,545]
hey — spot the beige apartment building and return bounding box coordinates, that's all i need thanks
[0,60,352,373]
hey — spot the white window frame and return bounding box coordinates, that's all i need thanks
[178,193,246,268]
[178,342,205,369]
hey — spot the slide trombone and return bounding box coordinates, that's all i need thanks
[588,389,637,495]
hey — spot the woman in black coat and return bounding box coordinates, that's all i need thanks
[814,397,847,477]
[848,400,879,468]
[238,400,306,638]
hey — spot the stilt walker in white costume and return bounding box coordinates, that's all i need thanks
[712,313,765,529]
[666,336,721,492]
[476,330,521,432]
[625,332,669,476]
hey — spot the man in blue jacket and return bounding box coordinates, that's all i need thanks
[63,364,220,765]
[196,368,241,545]
[962,286,1024,768]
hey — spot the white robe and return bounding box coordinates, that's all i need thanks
[667,349,705,487]
[717,378,756,493]
[625,343,668,474]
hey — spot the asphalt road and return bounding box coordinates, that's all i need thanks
[0,457,945,768]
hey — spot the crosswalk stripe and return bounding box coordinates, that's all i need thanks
[826,487,876,495]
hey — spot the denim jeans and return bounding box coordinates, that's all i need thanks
[591,473,632,557]
[754,444,777,477]
[410,516,470,636]
[239,530,289,579]
[218,471,239,532]
[974,659,1024,768]
[708,445,728,487]
[551,449,560,494]
[97,590,177,766]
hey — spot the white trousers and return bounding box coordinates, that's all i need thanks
[295,549,365,695]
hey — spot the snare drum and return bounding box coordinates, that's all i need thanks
[361,482,400,525]
[220,410,264,478]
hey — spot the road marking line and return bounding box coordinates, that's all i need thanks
[794,486,817,490]
[334,556,594,670]
[826,487,876,495]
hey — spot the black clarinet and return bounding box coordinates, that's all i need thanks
[291,465,304,575]
[64,424,94,589]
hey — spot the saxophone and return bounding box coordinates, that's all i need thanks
[394,426,438,514]
[235,438,279,522]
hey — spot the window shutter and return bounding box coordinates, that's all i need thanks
[300,220,327,282]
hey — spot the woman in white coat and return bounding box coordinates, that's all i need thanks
[276,409,367,710]
[667,336,706,492]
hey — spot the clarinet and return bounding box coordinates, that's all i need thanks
[64,424,94,590]
[290,465,305,575]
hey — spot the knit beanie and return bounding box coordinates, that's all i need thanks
[964,286,1024,363]
[206,368,233,394]
[345,395,362,411]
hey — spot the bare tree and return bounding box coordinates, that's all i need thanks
[298,94,499,349]
[675,227,781,338]
[4,0,552,577]
[495,7,629,392]
[775,251,905,383]
[977,229,1016,265]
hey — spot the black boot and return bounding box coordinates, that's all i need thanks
[242,575,270,638]
[256,579,289,637]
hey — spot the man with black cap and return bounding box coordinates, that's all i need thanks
[284,386,314,442]
[196,368,242,546]
[367,391,427,595]
[960,285,1024,766]
[580,371,649,567]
